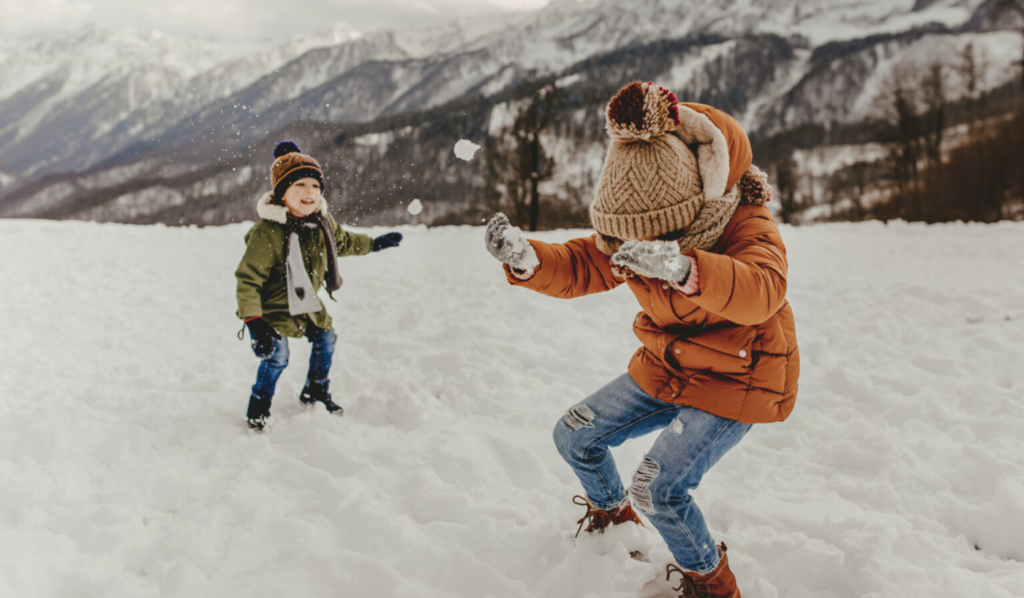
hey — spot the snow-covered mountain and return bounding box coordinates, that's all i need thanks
[455,0,984,67]
[0,0,993,178]
[126,0,1000,159]
[1,0,1019,225]
[5,21,1019,227]
[0,25,252,172]
[0,24,244,104]
[0,21,367,175]
[757,27,1021,134]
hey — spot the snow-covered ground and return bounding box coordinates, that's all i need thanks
[0,219,1022,598]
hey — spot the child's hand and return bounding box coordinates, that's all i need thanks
[611,240,691,283]
[484,213,539,271]
[372,232,403,252]
[245,318,282,359]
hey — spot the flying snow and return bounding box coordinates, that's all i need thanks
[407,199,423,216]
[454,139,481,161]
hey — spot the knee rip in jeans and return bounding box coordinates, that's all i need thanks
[561,405,595,431]
[629,457,660,513]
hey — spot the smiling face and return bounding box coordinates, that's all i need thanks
[281,178,322,218]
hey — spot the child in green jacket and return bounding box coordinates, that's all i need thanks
[236,141,402,431]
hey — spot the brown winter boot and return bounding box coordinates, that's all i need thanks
[573,495,644,536]
[664,543,741,598]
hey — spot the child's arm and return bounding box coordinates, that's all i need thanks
[235,224,279,320]
[330,217,374,257]
[484,213,622,299]
[671,207,788,326]
[503,235,624,299]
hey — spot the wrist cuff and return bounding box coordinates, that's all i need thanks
[510,264,539,281]
[670,256,700,296]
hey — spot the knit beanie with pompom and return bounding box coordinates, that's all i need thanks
[589,82,702,242]
[269,141,325,202]
[590,81,769,254]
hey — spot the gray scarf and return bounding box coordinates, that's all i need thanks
[283,214,343,316]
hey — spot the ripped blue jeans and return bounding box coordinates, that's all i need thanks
[553,373,751,574]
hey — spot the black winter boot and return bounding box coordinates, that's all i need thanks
[300,380,344,416]
[246,395,271,431]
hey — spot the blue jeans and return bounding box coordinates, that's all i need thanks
[553,373,751,574]
[250,326,337,402]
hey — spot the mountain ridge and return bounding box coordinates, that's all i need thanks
[0,0,991,178]
[2,0,1019,226]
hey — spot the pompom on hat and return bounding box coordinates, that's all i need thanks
[590,81,769,255]
[269,141,325,202]
[605,81,681,142]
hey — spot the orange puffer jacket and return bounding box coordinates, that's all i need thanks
[504,205,799,424]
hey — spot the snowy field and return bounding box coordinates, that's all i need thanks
[1,218,1022,598]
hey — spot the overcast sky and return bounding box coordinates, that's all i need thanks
[0,0,554,39]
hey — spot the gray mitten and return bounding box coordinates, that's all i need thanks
[484,213,539,271]
[610,240,691,283]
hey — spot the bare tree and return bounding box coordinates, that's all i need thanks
[959,43,981,129]
[875,69,924,219]
[870,49,1022,222]
[482,81,563,231]
[955,43,1003,221]
[481,135,521,216]
[774,155,801,224]
[920,63,946,169]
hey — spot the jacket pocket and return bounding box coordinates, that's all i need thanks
[665,325,757,376]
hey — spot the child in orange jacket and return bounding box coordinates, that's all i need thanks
[485,82,799,597]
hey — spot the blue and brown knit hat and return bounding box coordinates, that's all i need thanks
[269,141,325,202]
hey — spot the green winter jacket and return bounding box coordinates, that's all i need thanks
[235,194,373,337]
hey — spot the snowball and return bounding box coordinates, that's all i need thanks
[407,199,423,216]
[501,225,523,247]
[612,240,688,281]
[454,139,481,161]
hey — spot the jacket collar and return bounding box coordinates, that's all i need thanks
[256,191,329,224]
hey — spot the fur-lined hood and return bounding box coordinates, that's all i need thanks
[256,191,330,224]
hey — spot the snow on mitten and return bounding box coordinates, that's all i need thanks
[610,240,691,283]
[484,213,539,272]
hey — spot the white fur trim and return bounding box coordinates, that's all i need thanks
[675,106,730,202]
[256,191,329,224]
